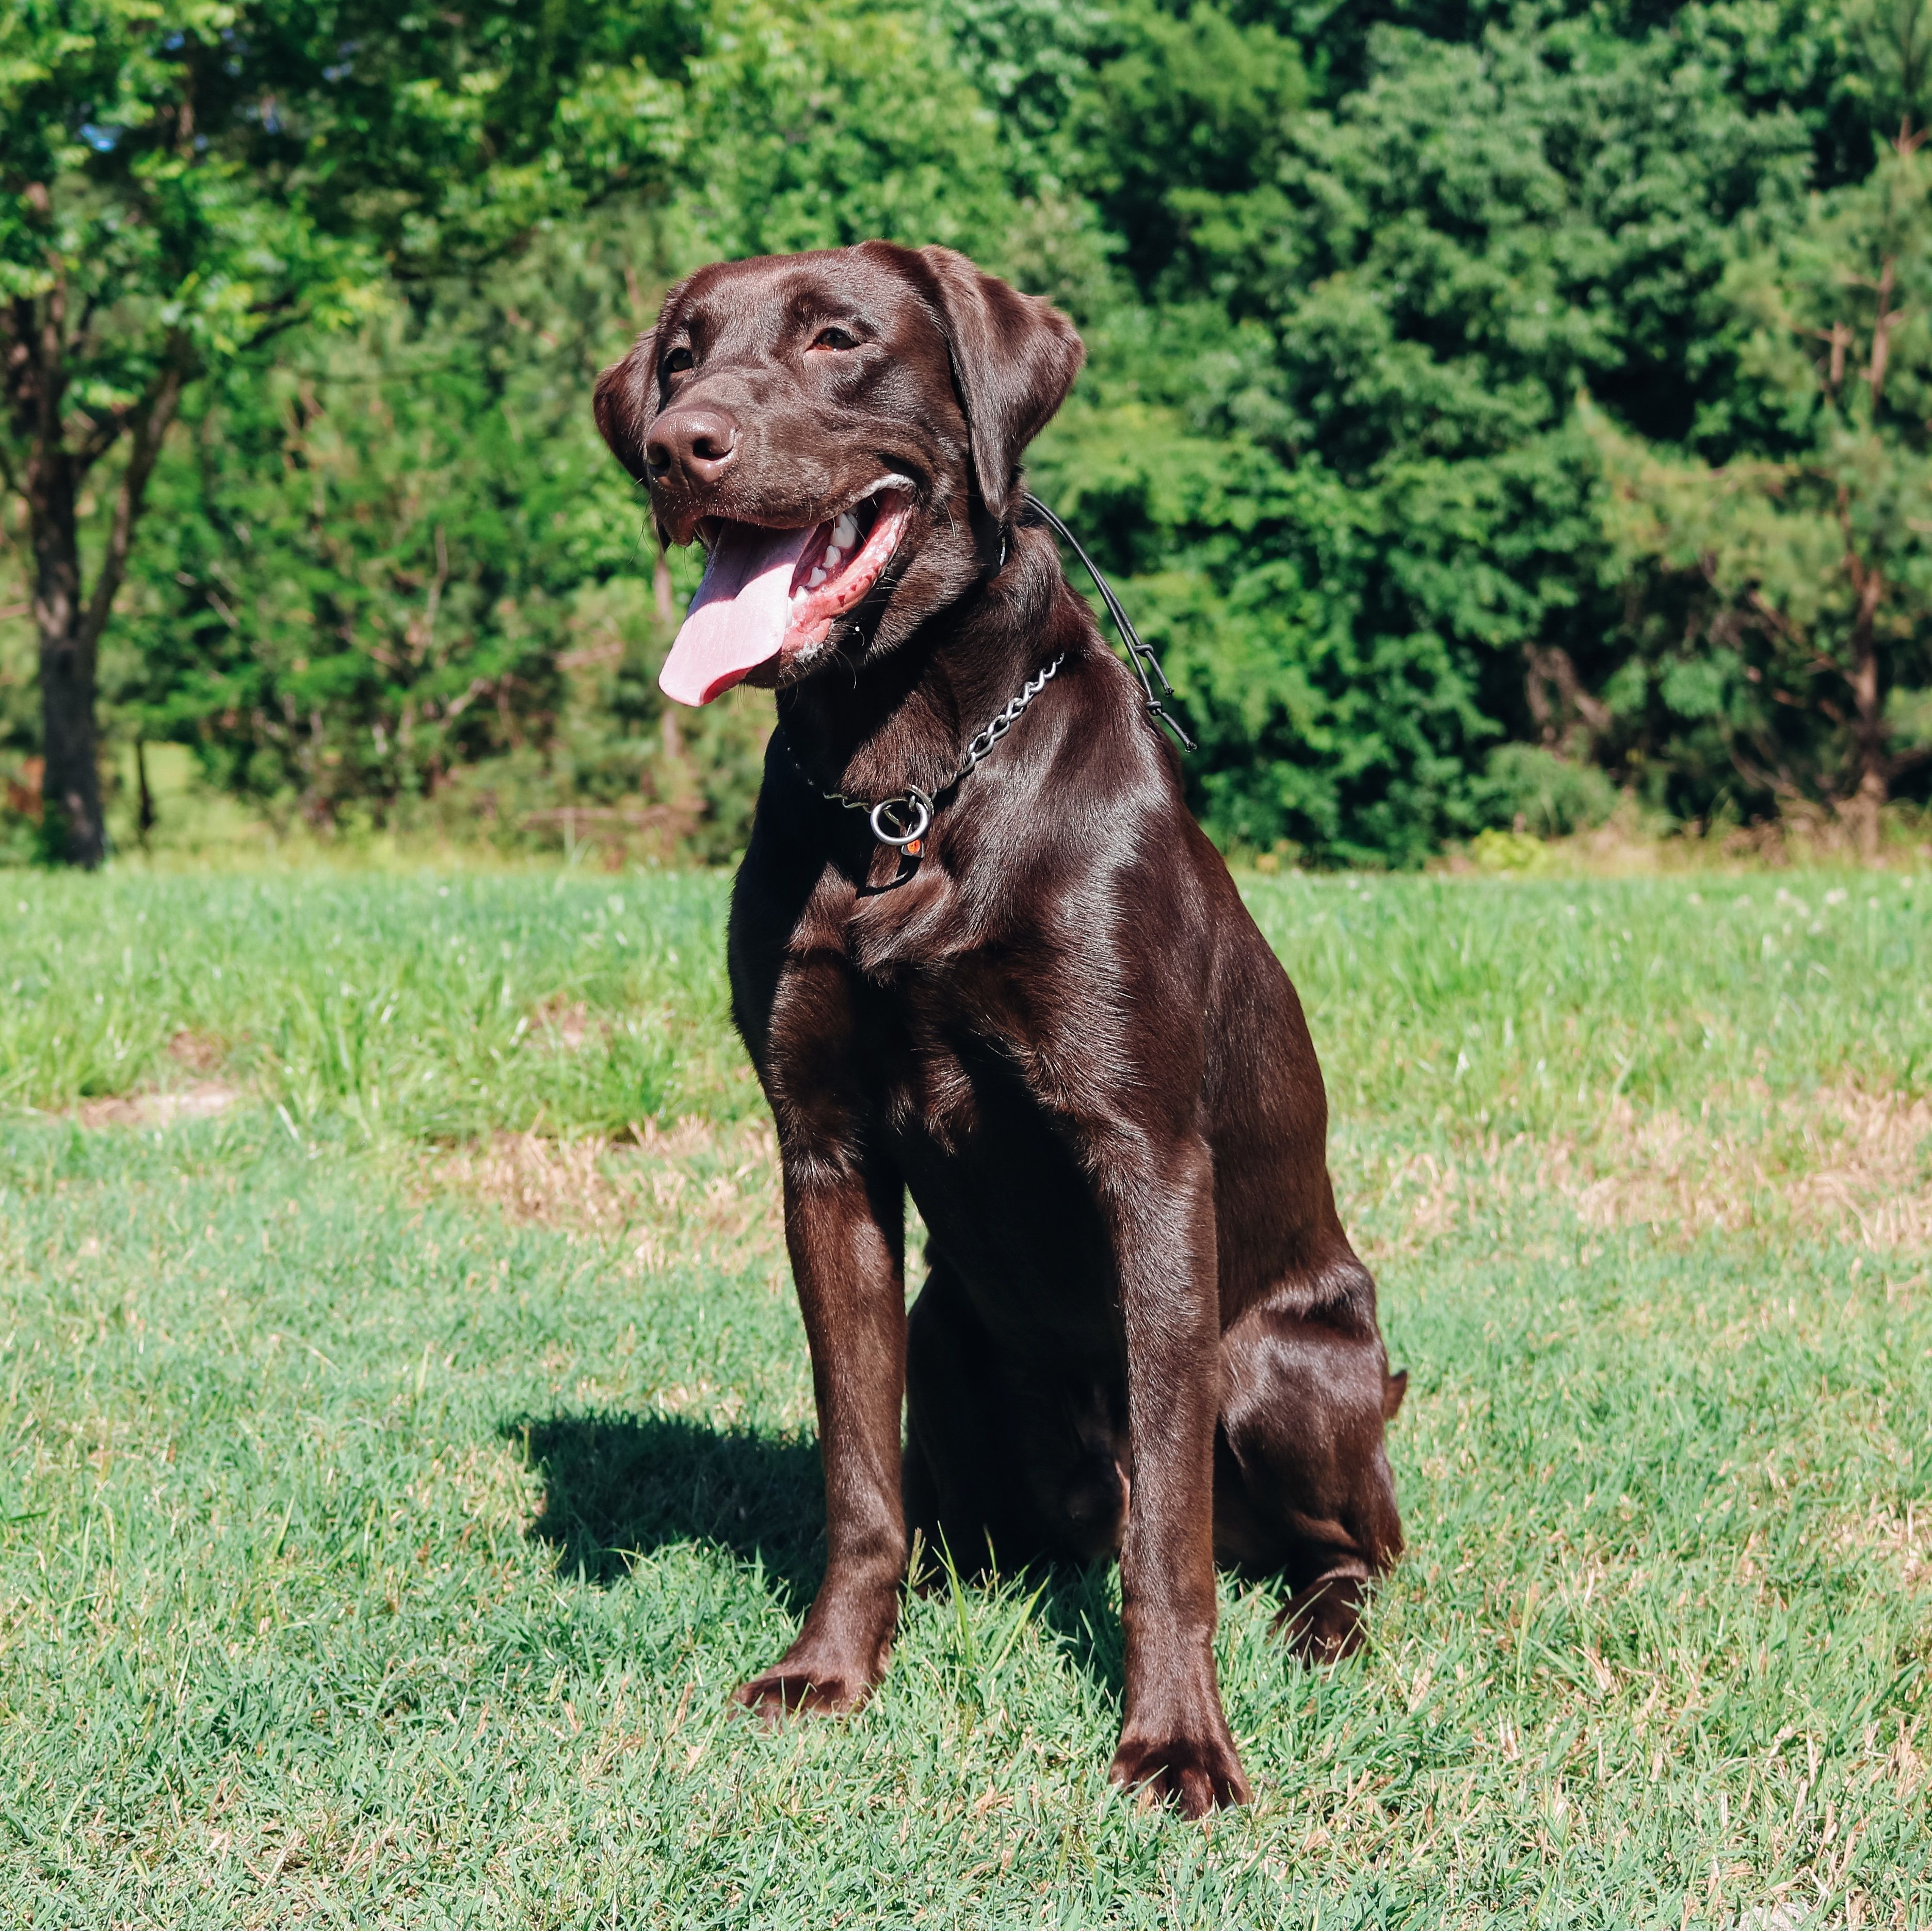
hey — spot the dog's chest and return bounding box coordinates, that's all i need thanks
[861,953,1020,1157]
[764,854,1117,1178]
[779,878,1043,1147]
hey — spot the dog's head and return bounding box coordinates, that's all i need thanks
[594,243,1083,706]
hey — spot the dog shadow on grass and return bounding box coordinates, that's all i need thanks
[510,1409,1144,1703]
[509,1411,827,1609]
[1024,1565,1129,1701]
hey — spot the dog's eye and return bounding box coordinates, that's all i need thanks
[661,347,694,377]
[811,327,859,352]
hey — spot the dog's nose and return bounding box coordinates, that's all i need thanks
[646,407,739,487]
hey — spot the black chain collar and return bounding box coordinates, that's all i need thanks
[784,653,1064,853]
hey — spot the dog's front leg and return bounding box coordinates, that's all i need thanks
[735,1153,906,1717]
[1104,1135,1251,1816]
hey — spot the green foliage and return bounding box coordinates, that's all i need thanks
[6,0,1932,865]
[0,2,360,377]
[57,0,1015,843]
[1471,741,1621,837]
[1593,137,1932,835]
[0,0,695,864]
[673,0,1017,259]
[1066,0,1308,301]
[0,0,685,451]
[116,213,683,821]
[1027,11,1834,862]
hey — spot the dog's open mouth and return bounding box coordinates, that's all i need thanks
[658,484,913,706]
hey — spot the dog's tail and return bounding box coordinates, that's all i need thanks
[1382,1367,1409,1422]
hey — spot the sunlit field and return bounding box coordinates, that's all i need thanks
[2,866,1928,1926]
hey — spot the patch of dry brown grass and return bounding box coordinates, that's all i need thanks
[428,1078,1927,1311]
[1431,798,1932,878]
[524,995,594,1053]
[1833,1501,1932,1596]
[424,1117,783,1276]
[1567,1085,1932,1250]
[54,1029,245,1129]
[71,1081,244,1129]
[165,1029,227,1075]
[1348,1081,1931,1257]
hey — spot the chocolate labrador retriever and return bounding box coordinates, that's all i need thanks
[595,242,1404,1816]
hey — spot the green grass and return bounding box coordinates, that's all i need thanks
[0,868,754,1137]
[1,866,1928,1925]
[6,868,1928,1141]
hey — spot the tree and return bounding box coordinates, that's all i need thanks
[0,2,681,863]
[1593,124,1932,848]
[89,0,1020,852]
[1025,13,1824,859]
[10,0,1898,867]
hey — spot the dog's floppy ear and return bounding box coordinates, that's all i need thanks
[1382,1368,1408,1422]
[915,246,1084,521]
[594,325,658,484]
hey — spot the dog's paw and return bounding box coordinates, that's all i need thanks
[1109,1729,1251,1819]
[733,1666,871,1722]
[1277,1570,1369,1663]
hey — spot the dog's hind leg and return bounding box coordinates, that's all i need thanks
[905,1257,1127,1576]
[1213,1282,1405,1662]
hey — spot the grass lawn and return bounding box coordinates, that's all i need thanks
[1,864,1928,1926]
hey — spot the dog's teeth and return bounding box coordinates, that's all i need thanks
[807,566,828,588]
[822,545,842,569]
[833,513,859,548]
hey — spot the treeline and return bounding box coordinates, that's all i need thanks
[3,0,1929,866]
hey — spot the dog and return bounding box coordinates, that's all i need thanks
[595,242,1404,1816]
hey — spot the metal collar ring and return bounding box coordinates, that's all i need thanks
[869,789,932,848]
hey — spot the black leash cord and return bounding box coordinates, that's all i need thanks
[1022,492,1195,752]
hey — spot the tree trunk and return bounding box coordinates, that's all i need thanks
[135,737,156,844]
[29,443,105,866]
[1842,530,1888,863]
[12,346,186,868]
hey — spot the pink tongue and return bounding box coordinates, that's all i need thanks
[659,522,816,706]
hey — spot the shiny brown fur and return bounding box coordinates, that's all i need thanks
[596,242,1405,1818]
